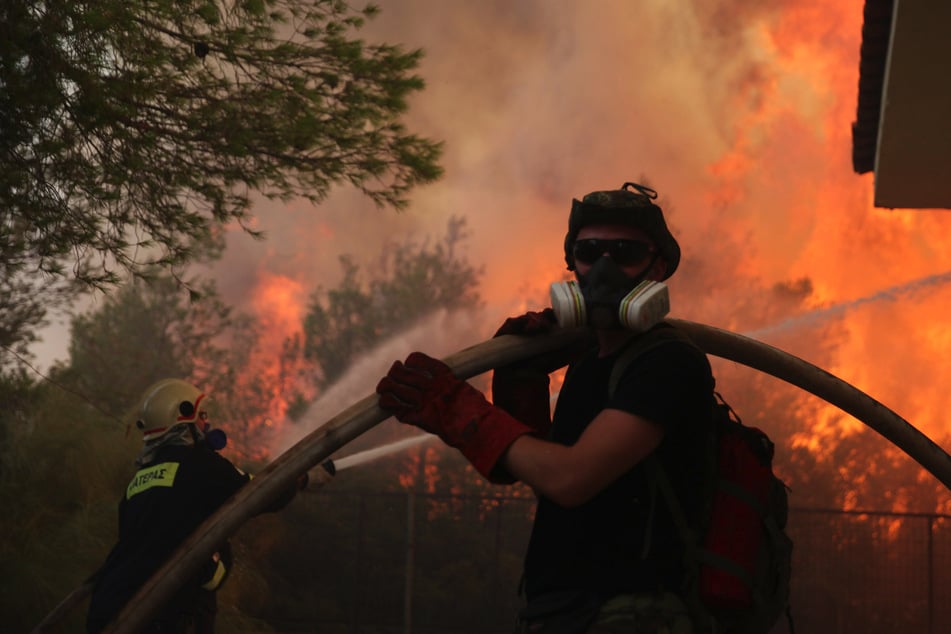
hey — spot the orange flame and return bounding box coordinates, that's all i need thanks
[212,1,951,511]
[248,272,307,422]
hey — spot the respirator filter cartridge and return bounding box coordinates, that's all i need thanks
[549,280,587,328]
[549,279,670,331]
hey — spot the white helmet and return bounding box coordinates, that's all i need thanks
[135,379,208,442]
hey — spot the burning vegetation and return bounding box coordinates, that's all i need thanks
[6,0,951,632]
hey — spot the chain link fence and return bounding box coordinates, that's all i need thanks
[262,491,950,634]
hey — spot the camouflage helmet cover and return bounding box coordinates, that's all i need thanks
[564,182,680,279]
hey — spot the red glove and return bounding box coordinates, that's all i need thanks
[493,308,559,339]
[376,352,533,481]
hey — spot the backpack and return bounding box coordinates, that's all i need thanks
[609,325,794,634]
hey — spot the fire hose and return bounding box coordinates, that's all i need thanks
[33,321,951,633]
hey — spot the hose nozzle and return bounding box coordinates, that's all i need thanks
[309,458,336,487]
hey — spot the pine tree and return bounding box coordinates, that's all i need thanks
[0,0,442,355]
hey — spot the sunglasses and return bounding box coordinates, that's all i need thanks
[572,238,655,266]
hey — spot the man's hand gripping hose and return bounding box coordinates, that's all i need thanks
[92,326,590,634]
[63,322,951,634]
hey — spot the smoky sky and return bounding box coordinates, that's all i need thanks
[197,0,951,450]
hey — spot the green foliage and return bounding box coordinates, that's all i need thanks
[0,270,306,629]
[7,258,951,631]
[0,269,71,367]
[0,366,38,477]
[0,371,136,632]
[61,274,236,420]
[0,0,442,356]
[302,216,482,387]
[58,272,300,460]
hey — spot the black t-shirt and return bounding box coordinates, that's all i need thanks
[522,326,714,601]
[86,443,250,632]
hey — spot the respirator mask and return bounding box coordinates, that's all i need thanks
[203,427,228,451]
[550,240,670,331]
[193,412,228,451]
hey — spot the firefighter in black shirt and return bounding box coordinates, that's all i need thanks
[375,183,714,633]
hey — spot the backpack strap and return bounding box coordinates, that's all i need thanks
[607,323,695,398]
[608,323,718,631]
[643,456,718,632]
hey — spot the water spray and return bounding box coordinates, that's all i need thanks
[744,269,951,340]
[288,270,951,484]
[331,434,436,472]
[98,328,588,634]
[300,436,436,488]
[80,323,951,634]
[270,309,491,456]
[310,458,337,485]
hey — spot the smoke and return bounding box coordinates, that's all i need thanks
[211,0,935,320]
[201,0,951,502]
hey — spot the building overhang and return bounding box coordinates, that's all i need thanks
[852,0,951,209]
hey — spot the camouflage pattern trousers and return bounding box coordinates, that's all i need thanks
[586,593,693,634]
[517,592,693,634]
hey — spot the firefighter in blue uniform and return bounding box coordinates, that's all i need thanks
[86,379,304,633]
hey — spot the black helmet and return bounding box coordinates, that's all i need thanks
[564,182,680,279]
